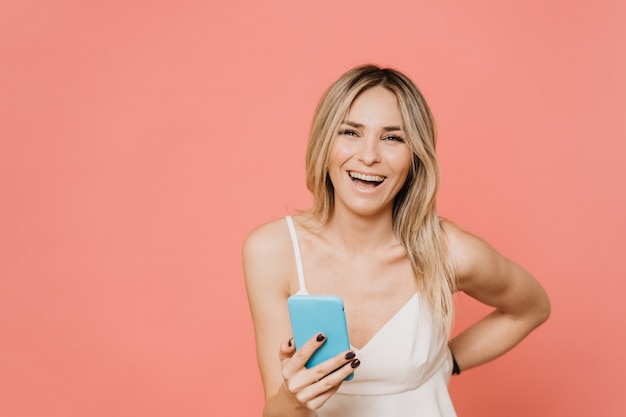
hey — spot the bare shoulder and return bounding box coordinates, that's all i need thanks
[440,218,522,299]
[242,217,295,295]
[439,218,499,280]
[243,217,292,259]
[440,218,550,324]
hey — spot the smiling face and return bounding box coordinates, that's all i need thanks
[328,86,413,218]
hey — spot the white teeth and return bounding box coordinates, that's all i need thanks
[349,171,385,182]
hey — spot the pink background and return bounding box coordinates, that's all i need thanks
[1,1,625,416]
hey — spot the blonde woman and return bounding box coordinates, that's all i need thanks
[243,65,550,417]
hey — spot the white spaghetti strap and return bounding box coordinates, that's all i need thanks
[285,216,309,295]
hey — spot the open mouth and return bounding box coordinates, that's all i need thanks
[348,171,386,189]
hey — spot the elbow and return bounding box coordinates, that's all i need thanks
[535,293,551,327]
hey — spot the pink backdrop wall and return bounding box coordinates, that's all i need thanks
[1,1,625,416]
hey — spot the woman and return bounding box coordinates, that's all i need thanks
[243,65,550,417]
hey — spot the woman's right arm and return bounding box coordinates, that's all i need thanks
[243,222,357,417]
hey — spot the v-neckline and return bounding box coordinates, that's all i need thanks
[350,293,418,352]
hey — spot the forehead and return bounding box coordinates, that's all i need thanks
[345,86,403,126]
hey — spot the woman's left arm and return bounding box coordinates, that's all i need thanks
[443,220,551,372]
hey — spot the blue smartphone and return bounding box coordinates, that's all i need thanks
[287,294,354,381]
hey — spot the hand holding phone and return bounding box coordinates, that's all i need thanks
[288,294,355,381]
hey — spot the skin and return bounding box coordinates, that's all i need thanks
[243,87,550,417]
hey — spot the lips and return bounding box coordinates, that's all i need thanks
[348,171,386,188]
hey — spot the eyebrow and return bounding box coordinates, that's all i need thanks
[341,120,403,132]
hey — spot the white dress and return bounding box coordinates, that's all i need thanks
[286,216,457,417]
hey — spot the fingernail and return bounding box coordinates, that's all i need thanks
[351,359,361,368]
[345,351,356,360]
[316,333,325,342]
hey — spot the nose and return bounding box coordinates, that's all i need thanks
[357,137,381,165]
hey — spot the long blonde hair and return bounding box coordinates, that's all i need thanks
[305,65,456,333]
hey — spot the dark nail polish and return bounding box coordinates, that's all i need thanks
[351,359,361,368]
[345,351,356,360]
[316,333,325,342]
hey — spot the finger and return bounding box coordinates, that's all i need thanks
[294,358,362,410]
[295,381,340,410]
[278,337,296,361]
[285,349,359,397]
[305,350,358,384]
[282,332,326,375]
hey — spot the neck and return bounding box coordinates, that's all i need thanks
[325,205,397,253]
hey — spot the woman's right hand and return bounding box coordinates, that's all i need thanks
[276,333,360,411]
